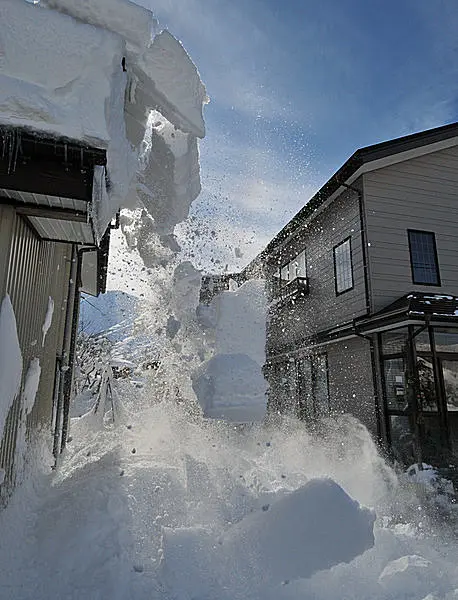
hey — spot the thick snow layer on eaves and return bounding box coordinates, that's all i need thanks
[41,0,154,54]
[1,0,207,241]
[0,0,122,144]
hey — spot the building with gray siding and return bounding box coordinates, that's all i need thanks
[249,122,458,474]
[0,126,110,503]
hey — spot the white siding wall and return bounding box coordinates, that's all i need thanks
[364,145,458,311]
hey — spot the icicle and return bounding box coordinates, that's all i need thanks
[12,131,21,173]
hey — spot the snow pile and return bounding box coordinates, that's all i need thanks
[1,0,207,239]
[2,394,458,600]
[192,279,268,422]
[378,555,438,596]
[0,295,23,441]
[162,478,375,596]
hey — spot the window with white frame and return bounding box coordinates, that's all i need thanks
[333,238,353,294]
[276,249,307,285]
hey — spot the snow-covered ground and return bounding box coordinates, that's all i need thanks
[2,241,458,599]
[2,3,458,599]
[1,386,458,600]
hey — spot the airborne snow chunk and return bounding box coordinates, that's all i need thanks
[137,31,208,139]
[191,353,267,423]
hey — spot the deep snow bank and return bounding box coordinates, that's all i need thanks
[162,477,375,595]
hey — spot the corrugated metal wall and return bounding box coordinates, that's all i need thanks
[0,206,72,501]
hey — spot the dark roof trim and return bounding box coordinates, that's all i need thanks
[0,124,107,166]
[263,121,458,257]
[355,292,458,334]
[97,228,110,295]
[0,125,107,202]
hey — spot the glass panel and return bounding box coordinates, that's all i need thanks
[281,264,289,283]
[433,329,458,353]
[382,329,408,354]
[447,410,458,462]
[415,330,431,353]
[442,361,458,411]
[296,250,307,278]
[417,357,438,412]
[389,415,415,465]
[420,415,447,466]
[384,358,407,410]
[279,360,297,414]
[334,239,353,293]
[408,230,439,285]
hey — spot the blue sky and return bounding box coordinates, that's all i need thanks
[144,0,458,271]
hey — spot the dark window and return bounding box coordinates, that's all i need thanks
[333,238,353,295]
[408,230,440,286]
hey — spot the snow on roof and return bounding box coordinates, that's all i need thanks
[1,0,207,241]
[135,31,207,139]
[41,0,154,54]
[0,0,121,144]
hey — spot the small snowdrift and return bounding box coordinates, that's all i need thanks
[161,478,375,597]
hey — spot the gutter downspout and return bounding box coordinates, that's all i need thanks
[53,243,78,461]
[338,181,371,314]
[341,181,386,449]
[60,246,95,453]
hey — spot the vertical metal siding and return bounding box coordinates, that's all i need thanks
[0,211,72,501]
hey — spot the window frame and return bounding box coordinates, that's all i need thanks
[333,236,354,296]
[407,229,441,287]
[278,248,307,287]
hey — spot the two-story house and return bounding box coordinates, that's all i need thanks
[254,122,458,472]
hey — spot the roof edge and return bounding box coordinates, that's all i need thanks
[262,121,458,258]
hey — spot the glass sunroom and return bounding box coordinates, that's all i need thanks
[356,293,458,472]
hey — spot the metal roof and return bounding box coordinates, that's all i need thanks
[355,292,458,334]
[0,188,87,212]
[27,216,94,244]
